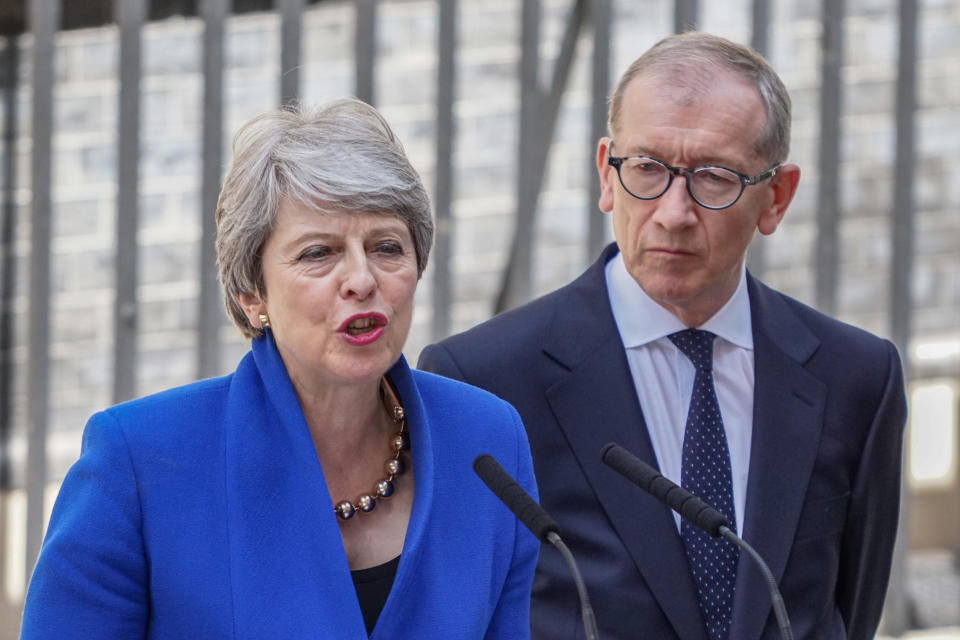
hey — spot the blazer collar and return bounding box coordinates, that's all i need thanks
[728,275,826,639]
[224,334,435,639]
[543,243,709,640]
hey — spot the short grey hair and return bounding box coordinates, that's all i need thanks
[216,99,434,339]
[608,31,792,165]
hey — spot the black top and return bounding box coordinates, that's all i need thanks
[351,555,401,636]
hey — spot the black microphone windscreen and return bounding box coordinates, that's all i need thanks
[601,442,730,537]
[473,454,560,542]
[603,444,793,638]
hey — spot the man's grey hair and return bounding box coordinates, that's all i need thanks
[608,31,792,165]
[215,98,434,339]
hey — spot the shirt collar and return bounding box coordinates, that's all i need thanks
[605,251,753,350]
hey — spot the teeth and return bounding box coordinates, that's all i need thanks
[347,317,378,335]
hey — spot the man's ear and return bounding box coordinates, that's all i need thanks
[237,291,267,328]
[596,137,615,213]
[757,163,800,236]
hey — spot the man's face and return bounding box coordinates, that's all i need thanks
[596,70,799,326]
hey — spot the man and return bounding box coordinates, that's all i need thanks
[419,32,906,640]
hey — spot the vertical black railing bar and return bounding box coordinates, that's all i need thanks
[751,0,770,56]
[198,0,229,379]
[495,0,540,313]
[496,0,587,313]
[815,0,843,315]
[674,0,698,33]
[587,0,611,265]
[113,0,145,404]
[26,0,60,578]
[543,0,585,138]
[890,0,917,376]
[882,0,918,634]
[355,0,377,105]
[0,38,15,610]
[746,0,770,279]
[279,0,304,105]
[0,38,19,494]
[431,0,457,341]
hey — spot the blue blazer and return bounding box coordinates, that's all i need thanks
[22,334,539,639]
[419,243,906,640]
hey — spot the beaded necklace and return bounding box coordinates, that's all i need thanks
[333,378,409,522]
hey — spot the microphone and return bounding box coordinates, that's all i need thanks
[600,443,794,640]
[601,441,730,535]
[473,454,600,640]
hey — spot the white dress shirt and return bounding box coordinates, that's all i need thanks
[605,253,755,531]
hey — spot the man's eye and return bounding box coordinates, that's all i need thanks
[697,169,739,185]
[629,160,664,174]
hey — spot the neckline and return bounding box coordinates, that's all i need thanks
[350,555,401,582]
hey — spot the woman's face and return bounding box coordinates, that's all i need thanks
[239,198,419,392]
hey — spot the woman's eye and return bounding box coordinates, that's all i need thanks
[299,246,332,261]
[375,241,404,255]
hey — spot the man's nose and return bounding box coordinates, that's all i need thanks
[650,173,698,230]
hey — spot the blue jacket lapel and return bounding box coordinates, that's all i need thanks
[225,337,436,639]
[544,244,707,640]
[367,356,436,638]
[225,334,367,639]
[728,276,826,639]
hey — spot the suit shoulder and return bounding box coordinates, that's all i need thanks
[777,290,893,353]
[411,368,520,419]
[429,284,570,358]
[94,375,233,446]
[754,282,903,401]
[410,369,530,465]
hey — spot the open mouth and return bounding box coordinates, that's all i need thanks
[339,313,388,340]
[346,316,383,335]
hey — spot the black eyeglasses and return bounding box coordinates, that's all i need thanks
[607,146,780,210]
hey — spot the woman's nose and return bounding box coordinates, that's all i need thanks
[339,249,377,300]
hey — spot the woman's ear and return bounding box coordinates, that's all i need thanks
[237,292,267,329]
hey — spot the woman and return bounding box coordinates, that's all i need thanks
[21,99,539,639]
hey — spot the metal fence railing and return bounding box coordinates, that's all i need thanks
[0,0,948,636]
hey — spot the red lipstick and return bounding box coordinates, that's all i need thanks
[338,312,387,346]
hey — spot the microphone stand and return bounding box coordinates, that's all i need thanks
[601,442,794,640]
[546,532,599,640]
[718,526,793,640]
[473,454,600,640]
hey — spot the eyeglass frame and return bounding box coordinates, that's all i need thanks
[606,144,781,210]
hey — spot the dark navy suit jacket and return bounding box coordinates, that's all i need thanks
[419,243,906,640]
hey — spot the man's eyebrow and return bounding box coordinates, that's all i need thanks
[617,145,743,169]
[611,143,660,158]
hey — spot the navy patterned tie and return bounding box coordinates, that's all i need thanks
[669,329,739,640]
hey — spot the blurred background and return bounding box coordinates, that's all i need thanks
[0,0,957,637]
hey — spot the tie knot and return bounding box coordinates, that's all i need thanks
[669,329,716,372]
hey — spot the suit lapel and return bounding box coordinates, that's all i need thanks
[544,244,707,640]
[225,335,368,640]
[728,277,826,640]
[366,356,436,637]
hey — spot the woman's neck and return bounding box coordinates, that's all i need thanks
[294,378,394,464]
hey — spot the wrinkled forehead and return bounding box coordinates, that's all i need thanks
[615,67,767,162]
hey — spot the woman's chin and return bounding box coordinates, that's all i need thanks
[329,353,402,385]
